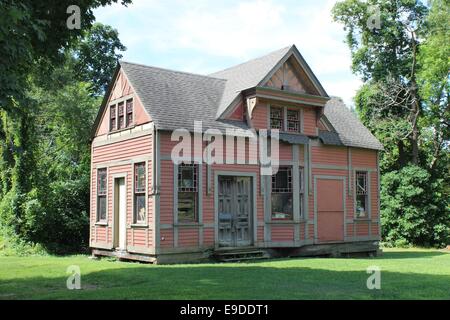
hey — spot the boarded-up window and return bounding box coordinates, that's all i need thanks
[110,105,117,131]
[355,171,368,218]
[118,102,125,129]
[270,107,283,130]
[178,163,198,223]
[287,109,300,133]
[126,99,133,127]
[271,167,293,220]
[97,168,107,222]
[134,163,146,224]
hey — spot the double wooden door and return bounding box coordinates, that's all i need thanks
[218,176,253,247]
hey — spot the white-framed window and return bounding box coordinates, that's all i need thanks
[355,171,368,218]
[133,162,146,224]
[96,168,107,222]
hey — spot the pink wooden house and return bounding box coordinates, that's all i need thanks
[90,45,383,263]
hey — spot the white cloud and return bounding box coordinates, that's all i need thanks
[94,0,362,106]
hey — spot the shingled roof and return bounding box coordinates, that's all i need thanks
[110,46,382,151]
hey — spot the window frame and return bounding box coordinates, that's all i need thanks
[108,96,135,133]
[268,105,303,134]
[287,109,301,133]
[177,163,199,223]
[96,168,108,223]
[271,166,294,220]
[270,106,284,130]
[133,162,147,225]
[299,166,304,218]
[355,171,369,219]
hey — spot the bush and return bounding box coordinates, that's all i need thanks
[381,165,450,247]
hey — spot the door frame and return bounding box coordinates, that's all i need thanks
[214,171,257,249]
[111,173,128,250]
[313,175,347,244]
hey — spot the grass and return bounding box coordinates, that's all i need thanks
[0,248,449,300]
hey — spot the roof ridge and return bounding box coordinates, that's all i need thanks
[119,60,227,81]
[209,45,292,76]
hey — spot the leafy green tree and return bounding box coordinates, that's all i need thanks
[74,23,126,96]
[333,0,449,247]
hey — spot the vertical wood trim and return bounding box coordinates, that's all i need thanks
[154,130,161,251]
[266,103,271,129]
[308,143,312,195]
[173,163,178,247]
[263,175,271,242]
[300,108,304,134]
[348,148,352,196]
[207,163,212,195]
[292,145,300,241]
[198,162,204,246]
[303,145,309,239]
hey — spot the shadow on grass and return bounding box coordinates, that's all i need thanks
[1,251,449,300]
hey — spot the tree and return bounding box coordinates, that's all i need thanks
[74,23,126,96]
[333,0,449,247]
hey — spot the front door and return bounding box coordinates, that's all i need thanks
[113,177,127,250]
[316,178,345,243]
[218,176,253,247]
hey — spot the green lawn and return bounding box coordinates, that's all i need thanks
[0,248,449,300]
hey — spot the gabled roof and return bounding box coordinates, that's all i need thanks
[94,46,382,151]
[120,61,249,133]
[210,45,328,118]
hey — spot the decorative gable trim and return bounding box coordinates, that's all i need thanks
[258,45,328,98]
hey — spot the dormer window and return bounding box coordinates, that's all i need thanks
[109,98,134,132]
[287,110,300,133]
[270,107,283,130]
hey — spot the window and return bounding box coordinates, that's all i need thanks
[110,105,117,131]
[134,163,146,224]
[178,163,198,223]
[109,99,134,132]
[287,110,300,133]
[299,167,304,217]
[118,102,125,129]
[271,167,293,220]
[126,99,133,127]
[355,171,368,218]
[270,107,283,130]
[97,168,107,222]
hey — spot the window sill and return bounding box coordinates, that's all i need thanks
[267,219,306,224]
[131,223,148,228]
[353,217,371,222]
[95,222,108,226]
[108,125,136,135]
[174,223,203,228]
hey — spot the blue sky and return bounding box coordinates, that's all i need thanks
[94,0,361,106]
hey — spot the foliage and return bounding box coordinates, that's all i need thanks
[73,23,127,96]
[381,166,450,247]
[333,0,449,247]
[0,5,126,254]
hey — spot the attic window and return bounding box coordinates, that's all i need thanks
[109,98,134,132]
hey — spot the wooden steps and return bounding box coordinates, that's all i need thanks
[213,248,270,262]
